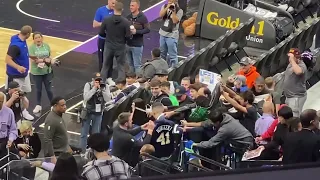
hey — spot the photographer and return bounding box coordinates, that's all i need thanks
[80,73,112,152]
[159,0,183,67]
[5,81,33,122]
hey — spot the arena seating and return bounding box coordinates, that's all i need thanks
[101,16,320,132]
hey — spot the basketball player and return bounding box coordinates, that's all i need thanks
[149,102,175,158]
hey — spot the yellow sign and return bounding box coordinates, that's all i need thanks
[206,12,265,36]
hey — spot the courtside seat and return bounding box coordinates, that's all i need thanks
[261,46,278,77]
[298,23,313,51]
[204,41,218,68]
[167,67,176,81]
[216,29,238,71]
[211,35,227,70]
[181,53,198,78]
[102,103,118,128]
[114,95,131,121]
[255,52,271,77]
[228,18,255,60]
[192,45,210,72]
[278,36,294,71]
[173,60,187,82]
[269,40,289,75]
[305,19,320,50]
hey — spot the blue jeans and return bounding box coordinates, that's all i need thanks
[80,113,103,151]
[32,73,53,105]
[126,46,143,73]
[159,35,178,67]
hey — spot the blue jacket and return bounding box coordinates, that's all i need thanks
[7,35,29,78]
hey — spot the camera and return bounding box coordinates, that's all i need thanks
[169,5,175,10]
[18,90,25,97]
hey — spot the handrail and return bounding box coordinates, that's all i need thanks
[189,152,232,170]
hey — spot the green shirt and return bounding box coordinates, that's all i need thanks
[169,95,179,106]
[29,43,52,75]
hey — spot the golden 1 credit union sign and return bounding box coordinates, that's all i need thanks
[206,12,265,36]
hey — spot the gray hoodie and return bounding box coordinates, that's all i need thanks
[198,114,253,148]
[139,58,169,79]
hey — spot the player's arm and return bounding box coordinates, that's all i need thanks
[6,46,21,70]
[93,9,102,28]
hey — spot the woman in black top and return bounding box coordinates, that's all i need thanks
[13,121,41,158]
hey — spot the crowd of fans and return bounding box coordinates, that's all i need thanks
[1,0,320,179]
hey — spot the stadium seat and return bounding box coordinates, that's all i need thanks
[192,46,210,71]
[180,54,195,78]
[216,29,238,71]
[124,88,142,112]
[298,23,313,51]
[209,82,222,108]
[259,46,278,77]
[173,60,188,82]
[186,49,205,78]
[211,35,227,71]
[114,95,131,121]
[168,67,176,81]
[269,40,290,75]
[255,52,271,77]
[292,27,307,48]
[102,103,118,128]
[305,18,320,50]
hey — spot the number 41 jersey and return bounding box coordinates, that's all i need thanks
[150,120,175,158]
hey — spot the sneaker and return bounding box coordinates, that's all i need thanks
[33,105,42,114]
[107,78,115,86]
[22,109,34,121]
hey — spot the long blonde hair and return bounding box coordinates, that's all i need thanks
[19,121,33,136]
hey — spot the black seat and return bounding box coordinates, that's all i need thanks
[167,67,176,81]
[216,30,236,71]
[192,45,210,70]
[305,18,320,50]
[255,52,271,77]
[180,54,195,78]
[297,23,313,51]
[270,40,289,75]
[173,60,187,82]
[114,95,131,120]
[228,18,255,60]
[261,46,279,77]
[102,104,118,128]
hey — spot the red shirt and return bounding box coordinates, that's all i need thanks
[261,119,279,140]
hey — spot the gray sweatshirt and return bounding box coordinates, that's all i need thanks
[83,81,112,104]
[198,114,253,148]
[43,111,69,157]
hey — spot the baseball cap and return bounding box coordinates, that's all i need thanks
[239,57,251,66]
[8,81,20,89]
[288,48,301,58]
[155,69,169,76]
[93,72,102,81]
[174,86,187,97]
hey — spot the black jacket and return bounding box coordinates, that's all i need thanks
[112,126,151,166]
[99,15,131,50]
[283,129,320,164]
[126,12,150,47]
[13,132,41,158]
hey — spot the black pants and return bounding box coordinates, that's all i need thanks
[101,46,126,81]
[98,38,105,71]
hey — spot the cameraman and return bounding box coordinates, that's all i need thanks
[80,73,112,152]
[159,0,183,67]
[5,81,33,122]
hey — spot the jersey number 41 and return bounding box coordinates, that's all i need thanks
[156,132,170,145]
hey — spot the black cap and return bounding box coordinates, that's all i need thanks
[8,81,20,89]
[155,69,169,76]
[93,72,102,81]
[174,86,187,97]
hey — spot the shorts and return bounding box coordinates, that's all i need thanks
[5,74,32,93]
